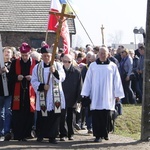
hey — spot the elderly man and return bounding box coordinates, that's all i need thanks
[8,43,36,141]
[81,46,124,142]
[59,54,82,141]
[31,45,66,144]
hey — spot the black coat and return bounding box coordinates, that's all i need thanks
[62,65,82,108]
[0,61,12,96]
[0,62,12,96]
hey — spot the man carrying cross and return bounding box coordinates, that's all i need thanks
[31,45,66,144]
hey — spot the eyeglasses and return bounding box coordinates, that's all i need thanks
[121,51,125,54]
[63,60,71,63]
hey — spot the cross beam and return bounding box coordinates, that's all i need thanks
[49,11,75,19]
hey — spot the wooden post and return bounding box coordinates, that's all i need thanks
[101,24,105,45]
[0,35,9,96]
[141,0,150,141]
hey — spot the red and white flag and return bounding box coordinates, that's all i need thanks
[47,0,70,54]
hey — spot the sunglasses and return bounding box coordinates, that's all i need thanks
[121,51,125,53]
[63,60,71,63]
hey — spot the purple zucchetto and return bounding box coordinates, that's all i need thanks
[19,43,31,53]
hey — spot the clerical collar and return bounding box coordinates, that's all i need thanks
[44,63,50,67]
[96,58,110,65]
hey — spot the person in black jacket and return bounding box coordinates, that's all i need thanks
[135,43,144,58]
[59,54,82,141]
[0,47,13,141]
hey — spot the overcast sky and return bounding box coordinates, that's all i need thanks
[70,0,147,47]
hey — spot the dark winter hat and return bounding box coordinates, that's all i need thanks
[41,44,52,54]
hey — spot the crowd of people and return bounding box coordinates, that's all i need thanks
[0,41,144,143]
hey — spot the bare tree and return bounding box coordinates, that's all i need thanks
[72,34,84,48]
[107,30,123,45]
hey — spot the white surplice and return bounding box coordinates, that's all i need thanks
[31,61,66,111]
[81,61,124,111]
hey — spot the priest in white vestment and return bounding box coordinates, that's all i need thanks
[31,45,65,144]
[81,46,124,142]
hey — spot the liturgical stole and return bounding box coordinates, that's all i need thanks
[12,58,36,112]
[37,61,61,116]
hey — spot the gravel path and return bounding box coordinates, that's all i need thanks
[0,130,150,150]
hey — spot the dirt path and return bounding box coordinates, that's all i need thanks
[0,130,150,150]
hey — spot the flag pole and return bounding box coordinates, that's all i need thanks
[45,30,48,43]
[67,0,95,46]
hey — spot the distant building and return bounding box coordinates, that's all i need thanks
[0,0,76,48]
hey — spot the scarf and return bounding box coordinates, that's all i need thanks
[37,61,48,116]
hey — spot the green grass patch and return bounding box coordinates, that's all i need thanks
[114,104,142,140]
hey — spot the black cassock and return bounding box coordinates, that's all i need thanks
[36,111,60,139]
[9,58,34,140]
[35,64,61,140]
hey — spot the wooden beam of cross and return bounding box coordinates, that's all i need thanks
[49,4,75,66]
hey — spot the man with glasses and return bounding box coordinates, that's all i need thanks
[59,54,82,141]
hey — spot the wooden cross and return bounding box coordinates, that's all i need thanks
[49,4,75,66]
[45,4,75,114]
[101,24,105,45]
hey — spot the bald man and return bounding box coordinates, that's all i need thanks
[81,47,124,142]
[59,54,82,141]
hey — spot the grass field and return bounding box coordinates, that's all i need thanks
[114,104,142,140]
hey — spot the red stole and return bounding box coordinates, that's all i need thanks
[12,58,36,112]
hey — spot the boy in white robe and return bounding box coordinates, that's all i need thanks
[81,46,124,142]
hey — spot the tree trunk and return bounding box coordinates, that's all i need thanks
[141,0,150,141]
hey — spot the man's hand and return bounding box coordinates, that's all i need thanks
[50,65,56,73]
[18,75,24,81]
[1,67,9,73]
[25,75,32,81]
[44,84,50,91]
[115,97,120,102]
[125,76,130,81]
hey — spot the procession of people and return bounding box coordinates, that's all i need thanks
[0,41,144,144]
